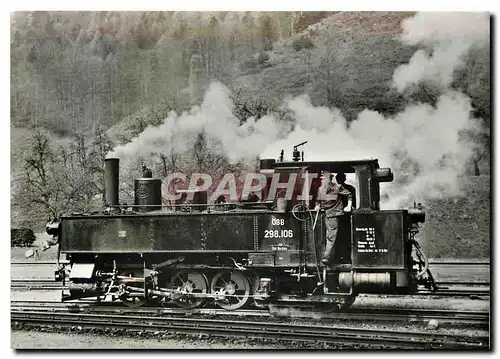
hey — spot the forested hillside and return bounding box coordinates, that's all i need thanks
[11,12,337,134]
[11,11,491,259]
[11,11,336,227]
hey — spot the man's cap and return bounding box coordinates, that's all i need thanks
[335,172,346,181]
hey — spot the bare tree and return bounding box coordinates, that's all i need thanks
[19,130,65,219]
[230,88,287,123]
[17,126,114,223]
[315,45,349,108]
[453,48,490,175]
[192,132,228,173]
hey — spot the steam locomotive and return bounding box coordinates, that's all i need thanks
[50,144,437,311]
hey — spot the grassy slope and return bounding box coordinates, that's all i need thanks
[421,175,490,259]
[234,12,417,127]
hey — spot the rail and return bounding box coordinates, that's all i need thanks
[429,261,490,266]
[11,260,490,266]
[11,278,490,297]
[11,301,490,327]
[11,310,489,349]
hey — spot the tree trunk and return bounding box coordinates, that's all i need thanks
[473,159,480,176]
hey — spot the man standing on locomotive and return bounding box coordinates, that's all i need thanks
[316,172,353,266]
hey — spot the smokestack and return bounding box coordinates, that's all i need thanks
[105,158,119,207]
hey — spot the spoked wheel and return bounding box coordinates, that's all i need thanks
[168,270,208,309]
[119,283,147,308]
[118,273,147,308]
[120,294,147,308]
[210,271,250,310]
[343,295,356,309]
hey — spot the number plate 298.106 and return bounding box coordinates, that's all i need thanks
[259,216,298,250]
[263,229,293,238]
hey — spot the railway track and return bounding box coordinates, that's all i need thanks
[10,310,489,349]
[11,301,489,327]
[420,287,490,297]
[11,261,69,265]
[428,261,490,266]
[11,260,491,266]
[11,279,64,290]
[436,281,490,286]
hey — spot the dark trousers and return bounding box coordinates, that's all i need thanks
[323,208,342,262]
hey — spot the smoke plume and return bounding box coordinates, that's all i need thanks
[263,12,488,208]
[108,82,288,165]
[262,90,481,208]
[392,12,490,92]
[109,12,488,208]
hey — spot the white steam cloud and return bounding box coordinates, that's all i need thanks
[109,12,488,209]
[108,82,288,164]
[262,90,481,208]
[392,12,490,91]
[265,12,488,208]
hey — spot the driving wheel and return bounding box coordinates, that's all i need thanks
[210,271,250,310]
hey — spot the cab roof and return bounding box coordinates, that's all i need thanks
[271,159,380,174]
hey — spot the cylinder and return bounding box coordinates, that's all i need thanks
[338,272,391,293]
[104,158,119,207]
[134,178,162,212]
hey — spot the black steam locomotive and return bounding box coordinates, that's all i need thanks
[50,146,437,311]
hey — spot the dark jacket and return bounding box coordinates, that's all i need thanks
[341,183,356,209]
